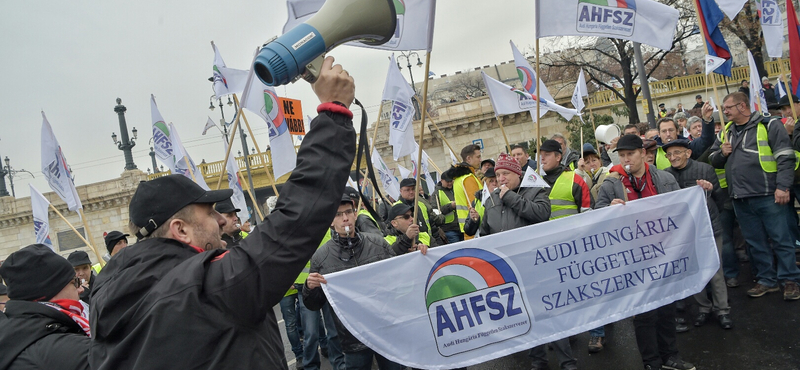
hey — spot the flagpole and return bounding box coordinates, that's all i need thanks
[370,103,386,153]
[580,126,584,160]
[234,95,281,197]
[238,171,265,222]
[184,156,198,183]
[76,208,105,266]
[779,60,798,119]
[587,103,599,149]
[691,0,727,123]
[426,118,458,162]
[413,53,433,224]
[496,115,512,153]
[216,110,242,190]
[535,38,542,172]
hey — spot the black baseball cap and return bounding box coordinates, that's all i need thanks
[399,178,416,188]
[614,134,644,152]
[129,175,233,239]
[662,139,691,150]
[214,198,240,214]
[340,193,356,207]
[483,167,496,178]
[344,186,360,202]
[480,159,495,167]
[440,170,454,182]
[104,231,129,254]
[778,94,800,108]
[539,139,562,153]
[67,250,92,267]
[388,203,413,220]
[0,244,75,301]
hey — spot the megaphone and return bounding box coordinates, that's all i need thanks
[595,124,621,144]
[255,0,397,86]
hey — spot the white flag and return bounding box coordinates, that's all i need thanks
[346,176,359,190]
[448,148,459,166]
[222,140,251,223]
[411,143,436,193]
[282,0,436,52]
[240,48,298,179]
[211,41,249,98]
[30,184,54,250]
[777,77,787,99]
[704,55,727,76]
[202,116,218,136]
[383,54,418,160]
[41,112,82,214]
[481,182,491,204]
[535,0,679,51]
[747,50,769,114]
[571,69,588,113]
[756,0,783,58]
[169,123,210,190]
[398,164,412,179]
[520,166,551,188]
[372,148,401,201]
[709,96,719,112]
[511,41,555,106]
[151,95,175,171]
[482,72,578,121]
[715,0,748,21]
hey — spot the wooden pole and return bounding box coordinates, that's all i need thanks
[779,61,798,119]
[216,112,241,190]
[588,104,599,149]
[238,170,265,221]
[426,118,458,162]
[413,53,433,224]
[184,156,198,183]
[690,0,726,123]
[580,126,584,160]
[496,115,512,153]
[76,208,105,266]
[535,38,542,172]
[234,95,281,197]
[370,102,386,153]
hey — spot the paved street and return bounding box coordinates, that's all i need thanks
[277,260,799,369]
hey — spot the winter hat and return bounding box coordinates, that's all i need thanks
[67,251,92,267]
[104,231,129,254]
[494,153,522,176]
[399,178,416,188]
[539,140,563,154]
[0,244,76,301]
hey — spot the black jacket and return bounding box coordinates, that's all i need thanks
[0,300,90,370]
[221,232,243,248]
[89,111,356,370]
[664,159,724,234]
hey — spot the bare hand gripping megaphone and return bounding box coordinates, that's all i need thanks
[255,0,397,86]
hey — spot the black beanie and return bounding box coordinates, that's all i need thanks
[0,244,76,301]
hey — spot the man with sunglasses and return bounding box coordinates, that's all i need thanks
[384,203,429,253]
[304,195,426,370]
[709,92,800,301]
[0,244,91,370]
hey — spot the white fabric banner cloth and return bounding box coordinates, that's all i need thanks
[571,69,588,113]
[41,112,82,214]
[747,50,769,114]
[30,184,54,250]
[169,123,210,190]
[372,148,401,201]
[520,166,551,188]
[322,186,718,369]
[211,42,249,98]
[535,0,679,51]
[482,72,578,121]
[704,55,726,76]
[383,54,417,160]
[150,95,175,171]
[223,140,251,223]
[756,0,783,58]
[282,0,436,52]
[714,0,747,21]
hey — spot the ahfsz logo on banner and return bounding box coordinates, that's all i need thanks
[425,249,531,356]
[577,0,636,37]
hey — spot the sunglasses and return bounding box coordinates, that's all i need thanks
[394,214,412,221]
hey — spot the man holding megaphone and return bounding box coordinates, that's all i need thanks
[89,56,357,370]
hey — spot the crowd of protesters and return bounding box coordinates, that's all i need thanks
[0,58,799,370]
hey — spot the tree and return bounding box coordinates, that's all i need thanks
[720,1,767,78]
[539,0,697,125]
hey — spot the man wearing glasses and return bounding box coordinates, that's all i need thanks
[709,92,800,301]
[304,194,426,370]
[653,103,715,170]
[384,203,429,253]
[0,244,91,370]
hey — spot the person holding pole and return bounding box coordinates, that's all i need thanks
[89,56,358,370]
[451,144,484,240]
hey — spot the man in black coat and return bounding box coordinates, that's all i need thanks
[89,56,357,370]
[0,244,91,370]
[214,198,243,248]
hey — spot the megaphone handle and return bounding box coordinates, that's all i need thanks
[302,55,326,84]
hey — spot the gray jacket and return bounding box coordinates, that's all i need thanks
[709,113,795,199]
[302,232,396,353]
[595,164,680,208]
[664,159,724,235]
[463,186,551,236]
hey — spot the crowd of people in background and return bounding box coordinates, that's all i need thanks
[1,59,799,370]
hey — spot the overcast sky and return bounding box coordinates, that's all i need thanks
[2,0,544,199]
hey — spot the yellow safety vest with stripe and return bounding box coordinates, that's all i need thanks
[655,147,671,170]
[91,263,102,274]
[453,174,482,233]
[357,209,381,230]
[716,121,800,189]
[437,189,455,224]
[385,231,431,247]
[291,228,334,293]
[548,171,579,220]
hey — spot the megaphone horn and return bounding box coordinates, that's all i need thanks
[255,0,397,87]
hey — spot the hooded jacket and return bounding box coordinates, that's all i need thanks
[302,233,397,353]
[0,300,90,370]
[88,111,356,370]
[709,113,795,199]
[595,163,680,208]
[463,185,551,236]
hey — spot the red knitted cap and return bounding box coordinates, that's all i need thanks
[494,153,522,176]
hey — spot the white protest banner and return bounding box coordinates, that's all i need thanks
[714,0,747,20]
[756,0,783,58]
[776,77,787,99]
[30,184,54,250]
[747,50,769,114]
[520,166,550,188]
[571,69,588,113]
[372,148,401,201]
[535,0,679,51]
[202,117,217,136]
[41,112,82,214]
[150,95,175,170]
[169,123,210,190]
[211,41,249,98]
[411,143,436,193]
[282,0,436,52]
[223,140,251,223]
[704,55,726,76]
[383,54,417,160]
[322,186,717,369]
[397,164,412,179]
[482,72,578,121]
[709,96,719,112]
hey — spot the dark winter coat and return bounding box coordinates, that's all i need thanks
[0,300,90,370]
[88,111,356,370]
[464,185,551,236]
[664,159,724,234]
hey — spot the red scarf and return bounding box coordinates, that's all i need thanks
[42,299,91,337]
[609,164,657,200]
